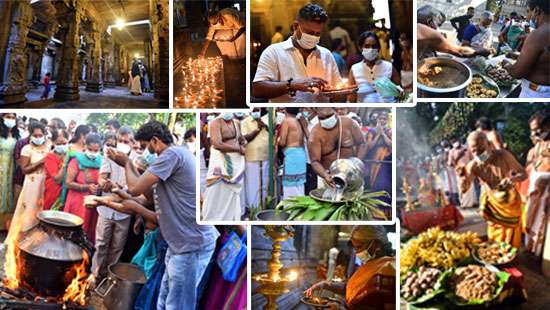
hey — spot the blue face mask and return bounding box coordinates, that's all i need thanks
[31,136,45,146]
[222,113,234,121]
[54,144,68,154]
[251,111,261,119]
[3,118,16,129]
[143,149,158,166]
[302,111,310,119]
[85,151,99,160]
[320,114,338,129]
[235,112,245,118]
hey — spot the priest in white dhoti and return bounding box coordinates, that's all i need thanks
[202,113,246,221]
[241,109,269,212]
[524,111,550,278]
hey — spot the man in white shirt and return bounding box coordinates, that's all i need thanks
[200,8,245,59]
[93,126,133,282]
[252,4,343,103]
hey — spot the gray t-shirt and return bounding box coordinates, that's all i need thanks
[148,146,219,253]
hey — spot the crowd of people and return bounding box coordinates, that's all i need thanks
[417,0,549,98]
[0,113,246,309]
[199,107,392,221]
[399,111,550,275]
[252,3,412,103]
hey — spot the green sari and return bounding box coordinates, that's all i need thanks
[0,137,16,228]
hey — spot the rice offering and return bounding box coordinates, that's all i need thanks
[418,64,469,89]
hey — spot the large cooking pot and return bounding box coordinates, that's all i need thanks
[418,57,472,98]
[329,157,365,193]
[16,210,93,297]
[96,263,146,310]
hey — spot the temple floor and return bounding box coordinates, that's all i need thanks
[5,85,167,109]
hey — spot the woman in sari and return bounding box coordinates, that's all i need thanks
[0,113,19,230]
[7,121,50,241]
[366,112,392,204]
[64,134,102,244]
[305,226,395,310]
[43,129,69,210]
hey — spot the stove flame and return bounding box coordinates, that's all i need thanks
[3,218,22,289]
[62,250,90,306]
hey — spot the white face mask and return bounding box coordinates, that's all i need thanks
[85,151,99,160]
[31,136,45,146]
[117,142,132,155]
[276,112,286,125]
[296,26,320,50]
[320,114,338,129]
[362,48,379,61]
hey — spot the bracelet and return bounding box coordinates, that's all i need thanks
[287,78,296,97]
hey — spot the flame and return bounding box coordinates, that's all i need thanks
[287,270,298,281]
[3,215,23,289]
[62,251,90,306]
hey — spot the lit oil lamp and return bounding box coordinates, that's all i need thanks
[253,226,297,310]
[177,56,224,108]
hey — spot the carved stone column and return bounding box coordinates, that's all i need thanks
[0,1,33,105]
[85,24,103,92]
[149,0,169,102]
[112,43,120,84]
[54,2,82,101]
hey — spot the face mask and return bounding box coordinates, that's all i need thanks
[355,241,375,263]
[207,115,215,122]
[19,128,29,139]
[302,111,310,119]
[54,144,68,154]
[3,118,16,129]
[276,112,286,125]
[320,115,338,129]
[85,151,99,160]
[362,48,379,61]
[453,142,461,148]
[235,112,245,119]
[31,136,45,146]
[475,150,490,163]
[143,149,158,165]
[117,143,132,154]
[296,26,320,49]
[251,111,261,120]
[221,113,234,121]
[479,25,487,32]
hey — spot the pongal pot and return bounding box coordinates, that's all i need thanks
[16,210,94,297]
[96,263,147,310]
[329,157,366,193]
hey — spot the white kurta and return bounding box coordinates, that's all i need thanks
[351,60,395,103]
[253,38,342,103]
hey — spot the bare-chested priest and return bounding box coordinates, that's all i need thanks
[308,107,367,187]
[278,108,307,198]
[524,110,550,277]
[505,0,550,98]
[456,131,526,247]
[202,113,246,221]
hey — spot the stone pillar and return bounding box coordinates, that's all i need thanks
[0,1,33,105]
[54,3,82,101]
[0,1,14,83]
[85,24,103,92]
[113,43,120,84]
[150,0,169,102]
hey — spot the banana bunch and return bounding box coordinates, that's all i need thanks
[400,227,481,274]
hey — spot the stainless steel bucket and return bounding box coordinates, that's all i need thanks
[96,263,147,310]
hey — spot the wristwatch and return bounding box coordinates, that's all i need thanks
[287,78,296,97]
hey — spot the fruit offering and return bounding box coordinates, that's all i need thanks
[401,267,442,301]
[449,265,498,303]
[476,241,517,265]
[400,227,481,273]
